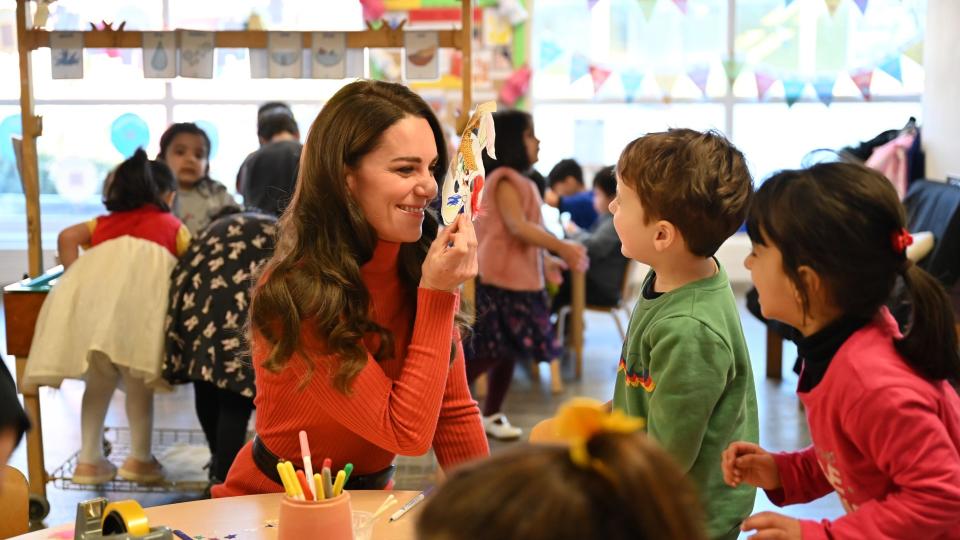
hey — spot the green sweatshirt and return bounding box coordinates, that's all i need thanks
[613,263,758,540]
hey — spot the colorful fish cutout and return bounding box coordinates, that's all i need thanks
[441,102,497,225]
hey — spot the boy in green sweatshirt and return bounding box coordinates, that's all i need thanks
[610,129,759,540]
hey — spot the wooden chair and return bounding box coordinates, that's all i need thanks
[0,464,30,537]
[557,260,642,379]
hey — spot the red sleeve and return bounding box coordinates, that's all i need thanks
[798,387,960,540]
[766,446,834,506]
[285,288,461,455]
[431,334,489,469]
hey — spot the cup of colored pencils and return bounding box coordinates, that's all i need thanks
[276,458,355,540]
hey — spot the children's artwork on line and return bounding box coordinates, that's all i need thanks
[50,32,83,79]
[441,101,497,226]
[404,31,439,80]
[268,31,302,78]
[312,32,346,79]
[142,32,177,78]
[345,48,365,78]
[178,30,214,78]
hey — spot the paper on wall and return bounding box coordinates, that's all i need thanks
[178,30,214,79]
[268,31,302,78]
[312,32,347,79]
[142,32,177,78]
[50,31,83,79]
[404,31,439,80]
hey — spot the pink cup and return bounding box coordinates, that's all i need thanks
[278,491,354,540]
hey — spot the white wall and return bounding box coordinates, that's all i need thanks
[922,0,960,181]
[0,250,56,286]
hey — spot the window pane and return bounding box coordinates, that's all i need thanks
[732,102,922,181]
[173,105,260,191]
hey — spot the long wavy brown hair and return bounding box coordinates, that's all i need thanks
[250,80,465,393]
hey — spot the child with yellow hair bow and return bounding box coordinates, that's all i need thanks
[416,398,708,540]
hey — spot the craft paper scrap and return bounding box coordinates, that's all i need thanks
[178,30,214,78]
[312,32,347,79]
[268,31,302,78]
[142,32,177,78]
[404,31,439,80]
[441,102,497,226]
[50,31,83,79]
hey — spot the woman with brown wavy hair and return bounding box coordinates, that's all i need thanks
[213,80,489,497]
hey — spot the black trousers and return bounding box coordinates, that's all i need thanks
[193,381,255,481]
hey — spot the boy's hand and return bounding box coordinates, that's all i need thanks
[721,441,781,490]
[741,512,801,540]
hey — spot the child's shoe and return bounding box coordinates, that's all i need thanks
[72,458,117,485]
[483,413,523,440]
[118,456,165,484]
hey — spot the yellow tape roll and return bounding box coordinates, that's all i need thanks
[102,500,150,536]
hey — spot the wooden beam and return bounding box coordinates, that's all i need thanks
[458,0,473,133]
[23,28,466,51]
[17,0,42,278]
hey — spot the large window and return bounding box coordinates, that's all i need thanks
[0,1,363,250]
[530,0,925,182]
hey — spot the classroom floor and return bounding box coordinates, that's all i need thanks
[2,286,846,536]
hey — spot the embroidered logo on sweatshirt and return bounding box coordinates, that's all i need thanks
[618,358,655,392]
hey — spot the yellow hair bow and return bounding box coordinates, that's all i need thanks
[555,397,645,468]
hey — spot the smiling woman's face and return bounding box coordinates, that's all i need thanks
[347,115,439,243]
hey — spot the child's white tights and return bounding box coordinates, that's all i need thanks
[79,352,154,464]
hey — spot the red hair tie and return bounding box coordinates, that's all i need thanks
[891,228,913,255]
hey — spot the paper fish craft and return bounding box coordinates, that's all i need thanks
[441,101,497,225]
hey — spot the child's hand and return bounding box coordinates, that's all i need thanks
[558,240,589,273]
[721,441,781,490]
[741,511,801,540]
[544,255,567,285]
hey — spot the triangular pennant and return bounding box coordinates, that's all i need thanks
[783,78,806,107]
[638,0,658,21]
[879,56,902,82]
[672,0,688,14]
[620,69,644,102]
[655,73,678,97]
[540,41,563,68]
[854,0,869,14]
[813,76,835,106]
[589,65,612,95]
[359,0,385,22]
[850,69,873,100]
[722,59,743,84]
[755,71,777,100]
[904,41,923,66]
[588,0,600,9]
[825,0,842,16]
[499,65,532,106]
[785,0,796,5]
[570,53,590,83]
[687,65,710,96]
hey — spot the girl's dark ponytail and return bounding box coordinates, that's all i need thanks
[896,261,960,382]
[103,148,175,212]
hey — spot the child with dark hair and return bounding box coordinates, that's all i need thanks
[236,104,302,216]
[467,110,588,439]
[724,162,960,539]
[609,128,758,539]
[545,158,598,230]
[24,149,190,485]
[157,122,237,234]
[417,398,708,540]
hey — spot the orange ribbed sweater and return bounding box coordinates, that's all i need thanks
[213,241,489,497]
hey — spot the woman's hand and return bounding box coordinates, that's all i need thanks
[741,512,801,540]
[721,441,782,490]
[557,240,589,273]
[420,213,478,292]
[544,254,567,285]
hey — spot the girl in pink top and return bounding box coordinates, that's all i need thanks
[467,111,588,440]
[722,162,960,539]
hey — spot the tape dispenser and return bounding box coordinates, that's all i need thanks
[74,498,172,539]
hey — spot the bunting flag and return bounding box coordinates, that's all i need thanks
[854,0,869,14]
[687,64,710,97]
[589,65,612,94]
[722,59,743,84]
[851,69,873,100]
[672,0,688,15]
[540,41,563,68]
[785,0,796,5]
[825,0,842,16]
[588,0,599,10]
[783,78,806,107]
[755,71,777,100]
[813,77,835,106]
[654,73,677,98]
[499,64,532,106]
[359,0,386,22]
[620,69,644,102]
[879,56,902,82]
[570,53,590,83]
[638,0,658,21]
[904,41,923,65]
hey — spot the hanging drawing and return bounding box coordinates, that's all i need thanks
[178,30,214,78]
[50,32,83,79]
[404,31,439,80]
[268,31,303,78]
[142,32,176,78]
[312,32,347,79]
